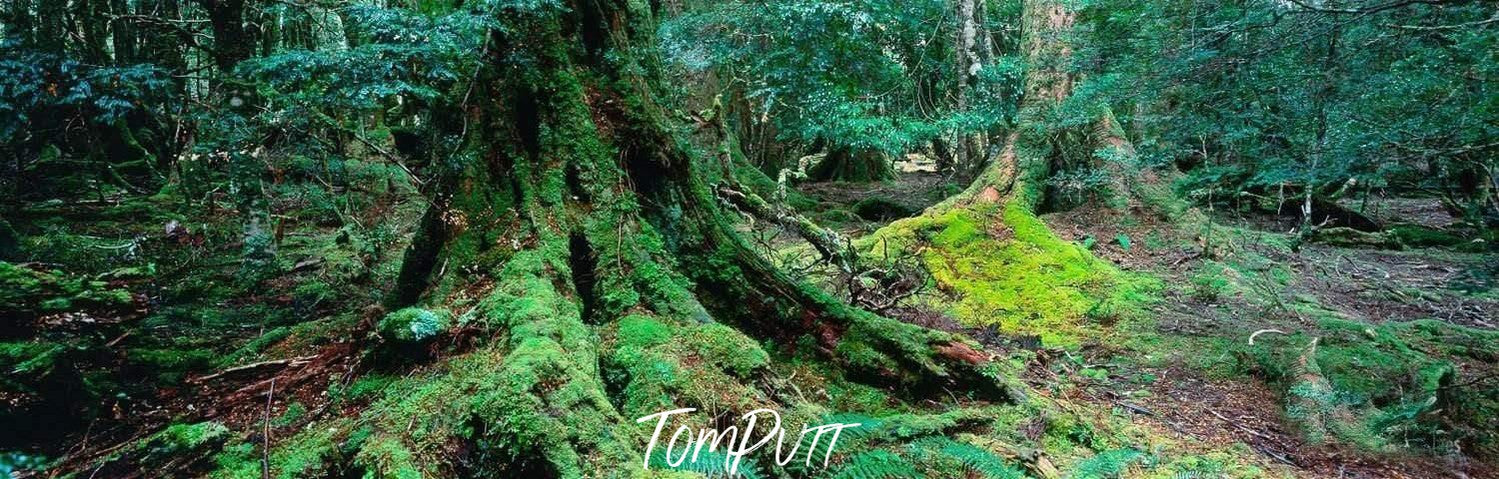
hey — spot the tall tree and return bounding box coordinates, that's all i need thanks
[373,0,1013,473]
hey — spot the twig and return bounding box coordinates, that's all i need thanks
[192,355,317,382]
[262,379,274,479]
[1207,409,1279,444]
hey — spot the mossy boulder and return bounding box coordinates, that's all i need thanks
[1388,224,1466,248]
[377,307,452,345]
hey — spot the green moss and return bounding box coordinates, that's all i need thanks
[616,314,670,348]
[377,307,452,344]
[605,315,770,419]
[274,402,307,428]
[331,373,399,402]
[1189,313,1499,453]
[866,205,1154,348]
[217,326,293,368]
[138,422,230,460]
[0,261,135,315]
[211,420,348,479]
[1187,261,1236,301]
[681,322,769,377]
[1389,224,1466,248]
[352,435,424,479]
[127,347,217,382]
[0,341,65,384]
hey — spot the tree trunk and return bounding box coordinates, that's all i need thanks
[198,0,277,273]
[952,0,984,174]
[938,0,1075,211]
[35,0,66,54]
[372,2,1014,475]
[806,146,896,182]
[949,0,1188,222]
[203,0,253,71]
[109,0,134,63]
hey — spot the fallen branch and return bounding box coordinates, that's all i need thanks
[717,184,857,272]
[191,356,317,383]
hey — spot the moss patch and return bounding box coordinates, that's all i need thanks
[865,204,1155,347]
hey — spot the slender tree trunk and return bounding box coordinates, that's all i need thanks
[75,0,112,63]
[201,0,252,71]
[109,0,134,63]
[953,0,981,172]
[199,0,276,273]
[35,0,65,54]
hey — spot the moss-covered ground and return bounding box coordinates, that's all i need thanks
[4,161,1496,479]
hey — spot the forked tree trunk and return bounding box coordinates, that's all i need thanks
[378,2,1012,475]
[947,0,1180,220]
[939,0,1075,211]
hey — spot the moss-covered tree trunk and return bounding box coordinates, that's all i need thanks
[806,146,896,182]
[941,0,1181,219]
[371,1,1012,476]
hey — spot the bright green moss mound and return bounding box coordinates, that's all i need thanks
[377,307,452,344]
[865,204,1155,347]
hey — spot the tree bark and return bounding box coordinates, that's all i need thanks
[807,146,896,182]
[952,0,985,174]
[373,1,1015,475]
[937,0,1075,212]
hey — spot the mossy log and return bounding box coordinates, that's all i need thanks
[1284,338,1358,444]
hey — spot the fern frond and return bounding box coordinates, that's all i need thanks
[1069,448,1145,479]
[907,437,1025,479]
[826,449,921,479]
[647,447,764,479]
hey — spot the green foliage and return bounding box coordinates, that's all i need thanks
[0,41,175,140]
[905,437,1025,479]
[0,261,135,316]
[1077,0,1498,224]
[827,449,921,479]
[136,422,230,463]
[647,447,765,479]
[1069,448,1145,479]
[0,451,49,477]
[661,0,1021,155]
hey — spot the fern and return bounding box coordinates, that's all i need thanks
[1069,448,1145,479]
[907,437,1025,479]
[826,450,921,479]
[647,447,764,479]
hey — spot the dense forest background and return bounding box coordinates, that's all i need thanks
[1,0,1496,477]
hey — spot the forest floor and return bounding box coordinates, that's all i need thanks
[4,168,1497,478]
[795,173,1499,479]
